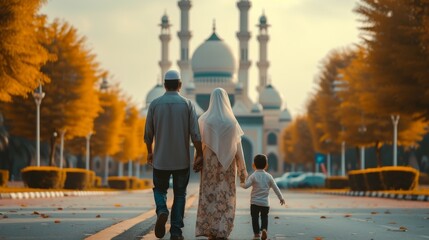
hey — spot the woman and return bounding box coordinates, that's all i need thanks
[194,88,248,239]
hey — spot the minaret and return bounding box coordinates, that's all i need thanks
[236,0,251,96]
[159,13,172,79]
[256,12,270,93]
[177,0,192,92]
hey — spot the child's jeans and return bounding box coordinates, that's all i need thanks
[250,204,270,234]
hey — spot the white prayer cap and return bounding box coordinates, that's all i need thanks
[164,70,181,81]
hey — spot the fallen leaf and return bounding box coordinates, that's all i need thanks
[33,211,40,215]
[82,208,87,210]
[399,226,407,231]
[344,214,352,218]
[274,216,280,219]
[96,215,101,218]
[41,214,49,218]
[54,220,61,223]
[57,208,63,211]
[384,210,391,214]
[20,204,27,207]
[114,204,122,207]
[314,237,324,240]
[320,216,326,219]
[371,212,378,215]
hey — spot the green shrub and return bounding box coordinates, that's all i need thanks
[419,172,429,185]
[63,168,93,190]
[364,168,385,191]
[0,169,9,187]
[381,166,419,190]
[325,176,349,189]
[348,170,367,191]
[108,176,130,190]
[94,176,102,188]
[21,166,65,189]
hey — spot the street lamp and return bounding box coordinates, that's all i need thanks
[85,132,92,171]
[100,77,109,184]
[32,84,45,167]
[358,125,367,169]
[391,115,400,166]
[59,129,66,168]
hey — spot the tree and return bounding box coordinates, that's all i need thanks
[91,86,126,158]
[114,105,145,173]
[355,0,429,119]
[0,0,50,102]
[1,19,102,166]
[339,46,428,166]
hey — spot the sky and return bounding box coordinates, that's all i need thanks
[40,0,361,118]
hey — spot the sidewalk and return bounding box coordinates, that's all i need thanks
[142,186,289,240]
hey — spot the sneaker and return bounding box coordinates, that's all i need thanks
[155,212,168,238]
[261,229,267,240]
[253,233,261,240]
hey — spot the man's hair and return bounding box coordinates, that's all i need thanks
[253,154,267,169]
[164,80,180,91]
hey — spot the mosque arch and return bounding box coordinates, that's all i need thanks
[241,136,253,173]
[267,152,278,172]
[267,132,277,145]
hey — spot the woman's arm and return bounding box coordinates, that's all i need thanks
[235,141,248,183]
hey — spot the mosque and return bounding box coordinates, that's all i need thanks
[142,0,292,174]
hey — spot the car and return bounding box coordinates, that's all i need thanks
[274,172,304,188]
[287,172,326,189]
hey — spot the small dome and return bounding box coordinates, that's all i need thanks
[259,85,282,110]
[259,14,267,25]
[146,84,165,107]
[161,14,169,24]
[279,108,292,122]
[191,32,235,82]
[251,103,263,113]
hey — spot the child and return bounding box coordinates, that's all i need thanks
[241,154,285,240]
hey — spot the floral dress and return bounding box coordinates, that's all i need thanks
[195,144,247,239]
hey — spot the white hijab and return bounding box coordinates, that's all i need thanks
[198,88,244,170]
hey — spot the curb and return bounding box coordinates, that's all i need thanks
[320,190,429,202]
[0,190,118,200]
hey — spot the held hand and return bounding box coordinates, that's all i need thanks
[193,155,203,172]
[147,153,153,166]
[280,199,285,206]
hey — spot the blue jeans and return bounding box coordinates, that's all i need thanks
[153,168,190,237]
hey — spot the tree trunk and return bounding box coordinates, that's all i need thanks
[375,141,382,167]
[49,134,57,166]
[355,146,360,169]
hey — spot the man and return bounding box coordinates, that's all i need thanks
[144,69,203,240]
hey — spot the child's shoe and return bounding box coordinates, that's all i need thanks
[261,229,267,240]
[253,233,261,239]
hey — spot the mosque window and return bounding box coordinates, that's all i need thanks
[267,132,277,145]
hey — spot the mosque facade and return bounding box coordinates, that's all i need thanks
[142,0,292,174]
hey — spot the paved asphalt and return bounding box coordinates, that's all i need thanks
[0,180,428,240]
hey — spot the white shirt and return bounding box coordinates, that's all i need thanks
[241,170,284,207]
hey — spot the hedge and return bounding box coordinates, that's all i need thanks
[348,166,420,191]
[108,176,152,190]
[381,166,419,190]
[21,166,65,189]
[325,176,349,189]
[348,170,367,191]
[108,176,128,189]
[364,168,385,191]
[63,168,95,190]
[0,169,9,187]
[94,176,102,188]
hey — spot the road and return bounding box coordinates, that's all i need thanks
[0,180,428,240]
